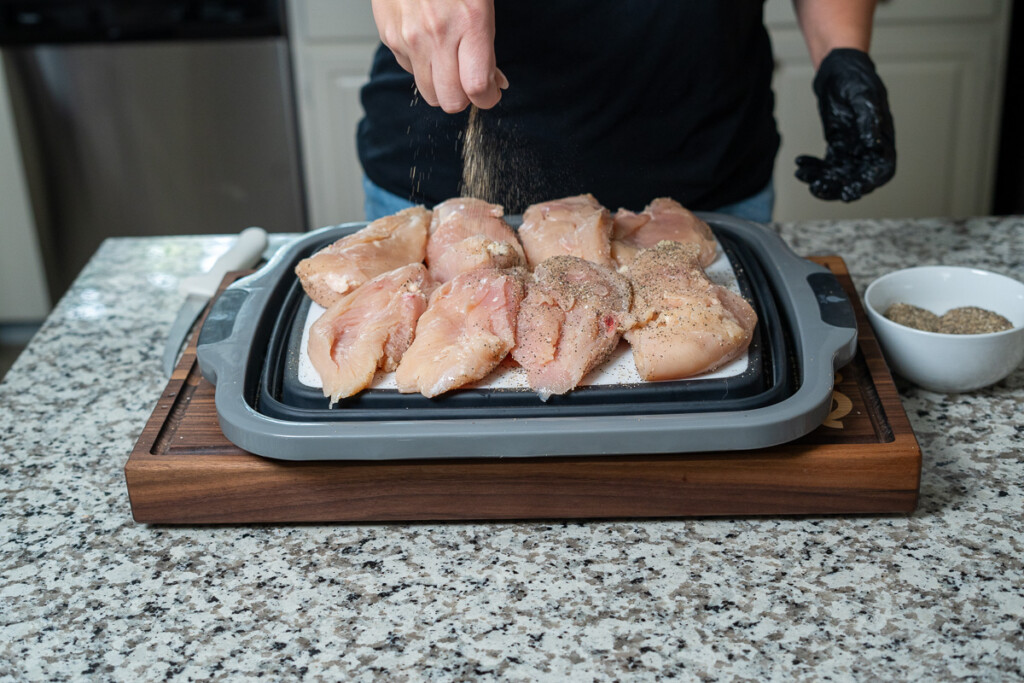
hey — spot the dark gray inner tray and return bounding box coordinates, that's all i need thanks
[257,231,792,421]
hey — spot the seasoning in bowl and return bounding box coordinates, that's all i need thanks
[884,302,1013,334]
[936,306,1014,334]
[884,302,940,332]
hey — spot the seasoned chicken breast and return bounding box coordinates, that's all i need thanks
[625,241,757,381]
[425,197,526,282]
[296,206,430,307]
[512,256,632,400]
[612,197,717,269]
[395,268,526,398]
[308,263,434,404]
[517,194,614,269]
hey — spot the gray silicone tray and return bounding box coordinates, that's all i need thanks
[197,214,857,460]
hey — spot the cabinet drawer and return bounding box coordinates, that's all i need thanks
[765,0,1003,28]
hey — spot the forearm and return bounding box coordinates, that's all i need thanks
[791,0,877,68]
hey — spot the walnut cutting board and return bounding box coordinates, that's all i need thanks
[125,257,921,524]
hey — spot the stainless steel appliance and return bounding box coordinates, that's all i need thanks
[1,0,305,299]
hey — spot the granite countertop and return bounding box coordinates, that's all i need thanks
[2,217,1022,680]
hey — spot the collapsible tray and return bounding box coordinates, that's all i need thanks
[197,214,857,460]
[262,231,783,421]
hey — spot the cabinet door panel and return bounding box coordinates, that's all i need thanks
[771,23,1007,221]
[294,44,376,228]
[766,0,1001,27]
[294,0,377,41]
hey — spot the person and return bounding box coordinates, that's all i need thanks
[357,0,895,224]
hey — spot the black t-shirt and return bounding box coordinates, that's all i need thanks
[357,0,778,214]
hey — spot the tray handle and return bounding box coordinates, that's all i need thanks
[806,269,858,369]
[807,271,856,330]
[197,285,253,384]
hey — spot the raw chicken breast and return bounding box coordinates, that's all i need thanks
[426,197,526,282]
[512,256,632,400]
[612,197,717,269]
[308,264,434,404]
[395,268,526,398]
[296,206,430,307]
[517,194,615,269]
[625,241,757,381]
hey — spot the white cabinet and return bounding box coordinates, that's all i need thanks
[766,0,1012,221]
[287,0,1013,225]
[287,0,378,229]
[289,43,377,229]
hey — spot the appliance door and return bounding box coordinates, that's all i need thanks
[4,37,305,298]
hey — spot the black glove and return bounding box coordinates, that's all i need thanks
[795,48,896,202]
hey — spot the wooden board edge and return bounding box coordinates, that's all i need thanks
[124,439,923,523]
[125,259,925,523]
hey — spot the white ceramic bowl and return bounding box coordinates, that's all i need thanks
[864,266,1024,393]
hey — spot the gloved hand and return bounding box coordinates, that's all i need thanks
[795,48,896,202]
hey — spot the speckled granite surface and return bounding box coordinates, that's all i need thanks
[2,218,1023,681]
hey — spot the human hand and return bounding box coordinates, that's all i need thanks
[795,48,896,202]
[371,0,508,113]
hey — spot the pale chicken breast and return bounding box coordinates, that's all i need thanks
[395,268,526,398]
[517,194,615,269]
[512,256,632,400]
[425,197,526,282]
[612,197,718,269]
[308,264,434,404]
[625,241,757,381]
[296,206,430,307]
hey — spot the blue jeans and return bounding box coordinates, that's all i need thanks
[363,177,422,221]
[362,176,775,223]
[712,180,775,224]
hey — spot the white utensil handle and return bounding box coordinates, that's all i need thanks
[180,227,268,297]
